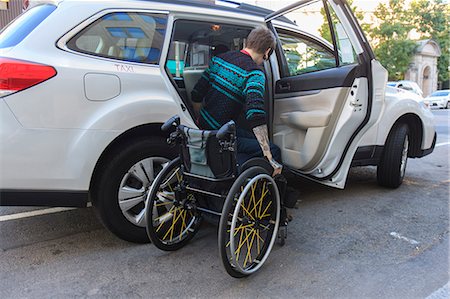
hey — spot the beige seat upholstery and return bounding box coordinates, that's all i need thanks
[183,66,208,102]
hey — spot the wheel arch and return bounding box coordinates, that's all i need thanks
[88,122,169,202]
[387,113,424,158]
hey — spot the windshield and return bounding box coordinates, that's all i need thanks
[431,91,450,97]
[0,4,56,49]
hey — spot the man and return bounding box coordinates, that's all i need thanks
[191,26,283,176]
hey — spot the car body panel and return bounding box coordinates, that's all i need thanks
[0,0,436,200]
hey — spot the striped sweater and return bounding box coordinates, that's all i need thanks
[191,51,266,130]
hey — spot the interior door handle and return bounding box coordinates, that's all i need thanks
[278,82,291,92]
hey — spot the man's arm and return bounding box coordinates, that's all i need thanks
[245,71,282,176]
[252,124,283,176]
[191,61,213,116]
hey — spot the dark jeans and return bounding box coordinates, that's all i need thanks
[236,128,281,165]
[236,128,291,211]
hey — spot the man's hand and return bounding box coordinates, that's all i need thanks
[268,156,283,176]
[193,102,202,117]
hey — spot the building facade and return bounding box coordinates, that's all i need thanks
[0,0,22,29]
[405,40,442,97]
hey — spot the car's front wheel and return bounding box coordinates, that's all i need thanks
[92,136,175,243]
[377,123,409,188]
[446,101,450,109]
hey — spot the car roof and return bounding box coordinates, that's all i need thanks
[135,0,294,24]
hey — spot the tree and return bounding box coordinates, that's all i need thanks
[319,0,363,44]
[409,0,449,84]
[367,0,417,81]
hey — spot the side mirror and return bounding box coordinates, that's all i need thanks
[161,115,180,132]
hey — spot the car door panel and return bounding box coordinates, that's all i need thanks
[275,64,359,94]
[267,0,373,187]
[273,86,352,171]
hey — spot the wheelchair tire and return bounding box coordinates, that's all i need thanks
[218,166,280,277]
[145,158,202,251]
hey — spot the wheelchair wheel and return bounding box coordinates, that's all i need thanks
[218,166,280,277]
[145,157,201,251]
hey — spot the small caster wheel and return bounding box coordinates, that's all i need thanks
[278,225,287,246]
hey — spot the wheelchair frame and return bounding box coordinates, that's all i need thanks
[145,115,284,277]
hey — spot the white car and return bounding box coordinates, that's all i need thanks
[387,80,424,97]
[424,90,450,109]
[0,0,436,243]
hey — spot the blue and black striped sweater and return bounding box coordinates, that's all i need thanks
[191,51,266,130]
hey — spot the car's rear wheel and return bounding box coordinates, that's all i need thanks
[92,136,175,243]
[377,123,409,188]
[446,101,450,109]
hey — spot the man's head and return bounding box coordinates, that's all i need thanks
[245,27,276,65]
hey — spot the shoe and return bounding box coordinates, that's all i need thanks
[283,187,300,209]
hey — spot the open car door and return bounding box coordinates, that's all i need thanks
[266,0,387,188]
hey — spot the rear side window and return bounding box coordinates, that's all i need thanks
[67,12,167,64]
[0,4,56,49]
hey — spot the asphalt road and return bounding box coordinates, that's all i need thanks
[0,110,448,299]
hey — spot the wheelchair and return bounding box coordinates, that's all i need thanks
[145,115,288,277]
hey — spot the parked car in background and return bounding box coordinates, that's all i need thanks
[387,80,424,97]
[0,0,436,243]
[423,90,450,109]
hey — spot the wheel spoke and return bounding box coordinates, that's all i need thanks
[155,205,175,232]
[160,168,180,190]
[118,185,144,201]
[235,228,253,257]
[163,207,178,240]
[140,159,155,184]
[240,202,255,221]
[118,192,145,212]
[243,229,256,268]
[247,182,258,218]
[155,201,174,207]
[260,200,272,218]
[135,208,146,227]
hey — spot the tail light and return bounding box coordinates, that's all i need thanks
[0,57,56,97]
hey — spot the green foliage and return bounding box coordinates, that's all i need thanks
[365,0,448,82]
[367,0,417,80]
[319,0,363,44]
[374,40,417,80]
[409,0,449,82]
[318,0,448,83]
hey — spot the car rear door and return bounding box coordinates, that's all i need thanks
[266,0,387,188]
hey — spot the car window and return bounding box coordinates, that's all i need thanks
[67,12,167,64]
[0,4,56,49]
[274,0,358,77]
[431,91,450,97]
[166,20,251,78]
[326,1,358,65]
[278,32,336,76]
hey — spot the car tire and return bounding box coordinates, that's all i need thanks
[446,101,450,109]
[377,123,409,188]
[92,136,176,243]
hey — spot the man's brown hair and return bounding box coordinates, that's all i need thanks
[246,27,276,54]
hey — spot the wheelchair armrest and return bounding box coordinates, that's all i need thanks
[161,115,181,132]
[216,120,236,141]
